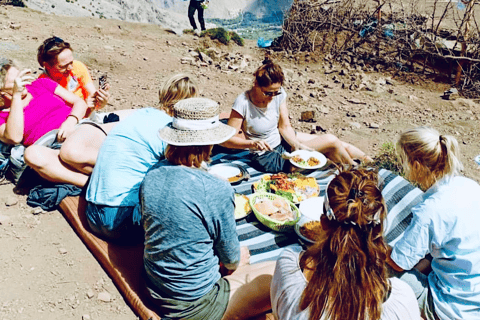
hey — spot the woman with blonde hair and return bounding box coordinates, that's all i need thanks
[141,97,276,320]
[222,60,370,173]
[84,74,197,243]
[271,168,420,320]
[388,127,480,320]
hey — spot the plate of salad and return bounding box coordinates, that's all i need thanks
[252,173,320,204]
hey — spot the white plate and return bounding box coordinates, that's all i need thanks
[289,150,328,169]
[208,163,248,185]
[299,196,324,220]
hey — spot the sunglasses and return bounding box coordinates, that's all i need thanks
[261,88,282,97]
[43,36,64,52]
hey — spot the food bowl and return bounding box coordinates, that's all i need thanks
[249,192,300,232]
[295,215,322,245]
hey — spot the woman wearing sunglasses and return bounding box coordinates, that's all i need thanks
[222,60,371,173]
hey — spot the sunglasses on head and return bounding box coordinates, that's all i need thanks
[43,36,64,52]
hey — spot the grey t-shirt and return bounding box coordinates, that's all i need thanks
[271,247,421,320]
[231,87,287,153]
[141,163,240,301]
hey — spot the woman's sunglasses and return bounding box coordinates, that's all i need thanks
[261,88,281,97]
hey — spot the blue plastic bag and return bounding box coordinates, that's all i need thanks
[257,37,273,48]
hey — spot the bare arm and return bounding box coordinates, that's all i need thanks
[220,110,272,151]
[54,85,88,141]
[278,99,311,151]
[0,70,35,145]
[387,247,405,273]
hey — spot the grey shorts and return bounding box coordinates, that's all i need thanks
[146,277,230,320]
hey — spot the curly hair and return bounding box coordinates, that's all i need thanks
[299,168,389,320]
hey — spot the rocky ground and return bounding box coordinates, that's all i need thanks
[1,4,479,320]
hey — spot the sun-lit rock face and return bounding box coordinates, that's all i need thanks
[18,0,293,34]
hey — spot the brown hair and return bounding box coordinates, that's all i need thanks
[165,145,213,168]
[254,60,285,87]
[37,37,72,67]
[397,127,463,190]
[299,168,389,320]
[158,74,197,116]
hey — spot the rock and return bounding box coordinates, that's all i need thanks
[97,291,111,303]
[103,45,114,51]
[369,122,380,129]
[324,67,337,75]
[339,69,348,76]
[349,122,361,129]
[300,111,315,122]
[347,98,366,105]
[5,196,18,206]
[315,125,327,132]
[316,105,329,114]
[30,207,44,215]
[240,58,248,70]
[94,24,102,30]
[308,79,315,84]
[166,40,172,46]
[180,57,195,65]
[385,78,396,85]
[86,289,95,299]
[310,124,317,134]
[409,95,419,101]
[283,68,294,81]
[181,42,187,46]
[199,52,213,65]
[82,315,91,320]
[189,51,200,58]
[442,88,459,100]
[9,22,21,30]
[58,248,68,255]
[374,78,387,86]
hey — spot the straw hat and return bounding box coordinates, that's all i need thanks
[158,97,236,146]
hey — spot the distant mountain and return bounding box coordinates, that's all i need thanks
[15,0,293,34]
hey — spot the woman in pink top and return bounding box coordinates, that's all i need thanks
[0,59,87,146]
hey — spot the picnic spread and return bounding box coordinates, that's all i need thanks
[58,149,424,320]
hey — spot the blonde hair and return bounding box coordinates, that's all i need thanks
[0,58,18,88]
[158,74,197,116]
[397,127,463,190]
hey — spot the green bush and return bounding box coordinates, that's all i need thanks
[229,31,244,46]
[203,28,231,45]
[371,142,403,176]
[183,29,195,35]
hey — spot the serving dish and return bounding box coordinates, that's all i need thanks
[234,193,252,220]
[249,192,301,232]
[289,150,328,170]
[295,215,321,245]
[252,173,319,204]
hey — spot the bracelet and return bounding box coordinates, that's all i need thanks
[67,114,80,124]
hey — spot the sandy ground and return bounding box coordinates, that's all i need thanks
[0,5,479,320]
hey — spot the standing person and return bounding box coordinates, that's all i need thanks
[271,168,421,320]
[387,127,480,320]
[141,97,276,320]
[188,0,206,36]
[222,60,371,173]
[84,74,197,243]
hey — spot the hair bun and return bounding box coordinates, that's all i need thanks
[262,58,273,65]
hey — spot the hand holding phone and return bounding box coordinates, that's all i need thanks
[99,73,108,90]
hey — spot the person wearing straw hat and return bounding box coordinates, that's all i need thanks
[141,97,276,320]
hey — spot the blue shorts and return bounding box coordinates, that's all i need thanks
[85,202,143,244]
[250,139,292,173]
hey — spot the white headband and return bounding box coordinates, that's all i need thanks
[172,115,220,131]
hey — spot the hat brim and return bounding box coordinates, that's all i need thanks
[158,122,236,146]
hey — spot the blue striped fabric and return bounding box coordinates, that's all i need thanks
[210,151,424,264]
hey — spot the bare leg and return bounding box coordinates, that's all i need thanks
[341,141,372,162]
[222,261,276,320]
[60,122,117,175]
[24,146,88,187]
[296,132,355,165]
